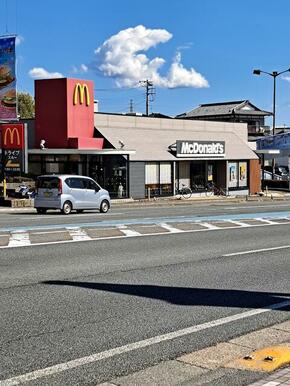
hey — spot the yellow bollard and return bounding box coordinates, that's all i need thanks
[3,178,6,198]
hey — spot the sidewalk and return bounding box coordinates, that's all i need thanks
[248,367,290,385]
[96,321,290,386]
[0,191,289,213]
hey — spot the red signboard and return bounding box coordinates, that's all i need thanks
[1,123,24,149]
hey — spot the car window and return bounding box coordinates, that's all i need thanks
[84,179,99,191]
[67,178,86,189]
[38,177,59,189]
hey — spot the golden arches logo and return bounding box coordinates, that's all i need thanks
[4,127,20,146]
[73,83,90,106]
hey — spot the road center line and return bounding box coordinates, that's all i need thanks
[223,244,290,257]
[1,299,289,386]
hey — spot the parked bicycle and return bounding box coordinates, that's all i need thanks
[175,183,192,199]
[205,182,227,196]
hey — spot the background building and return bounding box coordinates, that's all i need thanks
[176,100,272,139]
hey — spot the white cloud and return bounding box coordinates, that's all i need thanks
[282,76,290,82]
[28,67,63,79]
[15,35,24,46]
[71,64,88,74]
[91,25,209,89]
[161,52,208,88]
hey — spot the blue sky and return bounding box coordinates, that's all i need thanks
[1,0,290,126]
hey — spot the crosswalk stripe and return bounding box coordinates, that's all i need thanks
[66,227,91,241]
[255,218,279,225]
[158,223,183,233]
[117,225,141,237]
[8,231,31,247]
[227,220,249,227]
[199,222,220,230]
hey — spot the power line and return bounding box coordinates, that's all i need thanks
[94,87,139,92]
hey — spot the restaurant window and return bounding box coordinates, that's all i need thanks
[89,155,128,199]
[145,162,173,197]
[160,162,172,195]
[145,163,159,196]
[191,162,206,189]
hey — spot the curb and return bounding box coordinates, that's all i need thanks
[96,320,290,386]
[0,195,289,213]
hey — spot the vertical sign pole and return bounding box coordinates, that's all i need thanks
[24,123,28,174]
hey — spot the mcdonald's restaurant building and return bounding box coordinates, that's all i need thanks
[20,78,260,198]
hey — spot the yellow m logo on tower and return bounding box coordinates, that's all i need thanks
[73,83,90,106]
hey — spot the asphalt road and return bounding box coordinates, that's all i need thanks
[1,201,290,386]
[2,199,290,229]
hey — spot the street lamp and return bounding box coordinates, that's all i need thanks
[253,68,290,135]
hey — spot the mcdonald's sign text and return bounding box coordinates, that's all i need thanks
[73,83,90,106]
[1,124,24,149]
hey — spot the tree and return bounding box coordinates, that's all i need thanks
[17,92,35,119]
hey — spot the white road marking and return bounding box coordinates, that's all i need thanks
[260,382,280,386]
[223,244,290,257]
[31,230,68,235]
[66,227,91,241]
[117,225,141,237]
[225,204,290,210]
[1,219,290,250]
[256,218,279,225]
[8,231,31,247]
[227,220,250,227]
[199,222,220,230]
[1,299,290,386]
[158,222,183,233]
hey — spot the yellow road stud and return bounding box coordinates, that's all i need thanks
[235,346,290,372]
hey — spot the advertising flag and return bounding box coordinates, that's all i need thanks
[0,36,16,120]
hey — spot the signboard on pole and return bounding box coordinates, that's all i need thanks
[0,36,17,121]
[1,123,24,175]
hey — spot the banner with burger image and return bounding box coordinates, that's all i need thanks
[0,36,16,120]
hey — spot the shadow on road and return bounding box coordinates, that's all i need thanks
[42,280,290,310]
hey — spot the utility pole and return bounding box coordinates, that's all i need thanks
[129,99,134,113]
[139,80,155,116]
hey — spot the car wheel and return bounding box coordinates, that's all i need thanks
[100,200,109,213]
[76,209,84,214]
[36,208,47,214]
[62,201,72,215]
